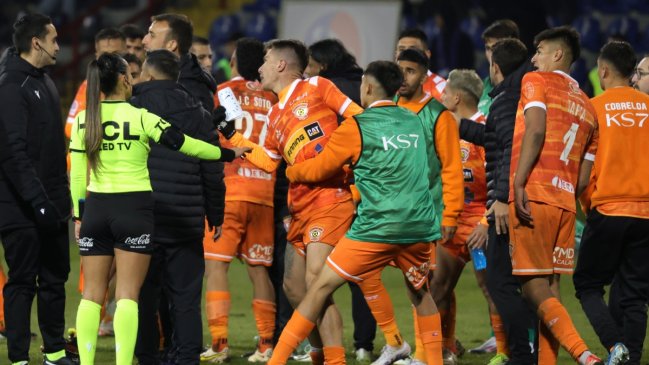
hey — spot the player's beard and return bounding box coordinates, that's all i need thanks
[398,84,416,99]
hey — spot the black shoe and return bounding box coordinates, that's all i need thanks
[43,355,76,365]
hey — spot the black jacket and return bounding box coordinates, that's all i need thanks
[459,60,534,214]
[179,53,217,111]
[324,67,363,105]
[130,80,225,244]
[0,48,70,231]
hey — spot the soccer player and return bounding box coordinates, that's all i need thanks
[438,69,508,365]
[120,24,146,62]
[65,28,126,139]
[395,29,447,102]
[268,60,444,365]
[574,40,648,365]
[348,48,463,365]
[70,53,248,365]
[478,19,520,116]
[201,38,279,363]
[509,26,601,365]
[217,39,362,365]
[631,55,649,94]
[191,36,213,71]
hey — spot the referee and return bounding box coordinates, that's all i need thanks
[0,14,74,365]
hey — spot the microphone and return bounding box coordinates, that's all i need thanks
[37,42,56,61]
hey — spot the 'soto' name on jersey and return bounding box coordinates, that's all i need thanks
[237,95,273,110]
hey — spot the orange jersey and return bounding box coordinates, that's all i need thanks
[509,71,597,212]
[231,76,362,216]
[588,86,649,217]
[66,80,87,139]
[423,71,447,102]
[461,112,487,214]
[215,77,278,207]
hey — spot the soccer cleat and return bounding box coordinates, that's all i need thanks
[43,355,76,365]
[247,348,272,362]
[606,343,629,365]
[442,348,458,365]
[487,353,509,365]
[63,329,79,363]
[371,342,411,365]
[200,346,230,363]
[355,348,372,362]
[468,336,497,354]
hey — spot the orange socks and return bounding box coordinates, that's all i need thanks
[206,291,231,350]
[268,311,315,365]
[490,314,509,355]
[324,346,346,365]
[538,320,559,365]
[417,312,443,365]
[359,275,403,347]
[252,299,276,352]
[537,297,588,362]
[412,307,426,362]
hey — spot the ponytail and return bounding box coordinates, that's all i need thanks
[85,60,103,171]
[83,53,129,172]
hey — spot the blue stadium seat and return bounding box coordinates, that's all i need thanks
[459,16,484,50]
[400,14,418,32]
[209,14,240,48]
[244,12,277,42]
[607,16,639,46]
[242,0,281,12]
[572,15,602,52]
[638,24,649,53]
[590,0,630,13]
[421,18,440,47]
[570,57,589,90]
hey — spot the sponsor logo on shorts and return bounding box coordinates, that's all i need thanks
[248,244,273,262]
[78,237,94,250]
[293,103,309,120]
[124,234,151,249]
[553,247,574,267]
[463,168,474,182]
[309,226,324,242]
[405,262,430,286]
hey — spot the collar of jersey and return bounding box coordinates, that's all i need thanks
[278,78,301,110]
[469,111,483,121]
[552,70,579,86]
[368,100,396,108]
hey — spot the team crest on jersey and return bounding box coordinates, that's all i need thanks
[460,147,470,162]
[309,226,324,242]
[293,103,309,120]
[246,81,259,90]
[568,81,581,95]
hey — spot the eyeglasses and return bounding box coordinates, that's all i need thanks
[635,69,649,79]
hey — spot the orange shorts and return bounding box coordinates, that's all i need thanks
[441,213,483,264]
[328,237,433,289]
[203,201,274,266]
[509,202,576,275]
[287,201,355,257]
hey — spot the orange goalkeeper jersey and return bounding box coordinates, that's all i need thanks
[509,71,597,213]
[423,71,447,102]
[215,77,278,207]
[230,76,362,216]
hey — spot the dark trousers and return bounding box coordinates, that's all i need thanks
[1,224,70,363]
[349,282,376,351]
[485,225,535,365]
[135,239,205,365]
[574,210,649,365]
[269,206,293,344]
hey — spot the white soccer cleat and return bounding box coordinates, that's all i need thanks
[247,348,272,362]
[371,342,411,365]
[200,346,230,363]
[355,348,372,362]
[468,336,496,354]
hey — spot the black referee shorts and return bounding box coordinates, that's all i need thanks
[78,191,154,255]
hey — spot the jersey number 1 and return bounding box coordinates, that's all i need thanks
[560,123,579,165]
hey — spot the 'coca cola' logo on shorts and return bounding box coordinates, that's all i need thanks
[124,234,151,248]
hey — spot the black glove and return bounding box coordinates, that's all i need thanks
[213,106,235,139]
[31,197,63,232]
